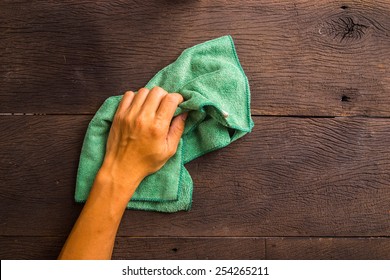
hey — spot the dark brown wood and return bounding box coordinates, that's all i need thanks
[1,0,390,260]
[0,236,67,260]
[1,116,390,237]
[266,238,390,259]
[1,0,390,116]
[113,237,265,260]
[0,237,265,260]
[3,235,390,260]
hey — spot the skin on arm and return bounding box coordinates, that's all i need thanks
[58,86,187,260]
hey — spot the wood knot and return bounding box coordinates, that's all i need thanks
[340,88,359,104]
[320,16,369,43]
[341,94,351,102]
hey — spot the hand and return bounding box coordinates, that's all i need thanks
[99,86,187,198]
[59,87,187,260]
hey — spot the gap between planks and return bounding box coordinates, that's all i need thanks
[3,113,390,119]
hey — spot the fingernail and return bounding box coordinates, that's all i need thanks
[181,112,188,121]
[222,110,229,118]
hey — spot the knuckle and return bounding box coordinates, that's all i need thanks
[152,87,165,98]
[172,93,184,103]
[138,87,149,95]
[153,86,165,93]
[124,90,134,97]
[150,123,163,136]
[133,115,145,128]
[165,94,178,105]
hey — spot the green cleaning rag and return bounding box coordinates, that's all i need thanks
[75,35,254,212]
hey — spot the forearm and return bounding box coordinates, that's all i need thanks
[59,87,185,260]
[58,167,142,260]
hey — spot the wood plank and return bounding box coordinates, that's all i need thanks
[3,235,389,260]
[1,116,390,236]
[266,238,390,259]
[113,237,265,260]
[1,0,390,116]
[0,236,67,260]
[0,237,265,260]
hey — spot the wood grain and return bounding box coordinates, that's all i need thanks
[0,236,265,260]
[0,236,67,260]
[113,237,265,260]
[1,0,390,116]
[2,236,389,259]
[1,0,390,260]
[266,238,390,259]
[1,116,389,237]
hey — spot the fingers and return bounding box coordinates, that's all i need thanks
[115,87,187,167]
[141,86,168,116]
[127,87,150,114]
[156,93,184,127]
[117,91,135,115]
[118,87,185,141]
[167,113,188,154]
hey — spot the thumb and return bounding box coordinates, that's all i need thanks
[167,113,188,154]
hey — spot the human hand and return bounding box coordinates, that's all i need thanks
[99,86,187,197]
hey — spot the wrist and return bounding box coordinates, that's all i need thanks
[94,162,145,203]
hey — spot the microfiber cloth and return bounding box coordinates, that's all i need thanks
[75,35,254,212]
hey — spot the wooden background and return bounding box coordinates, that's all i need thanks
[1,0,390,259]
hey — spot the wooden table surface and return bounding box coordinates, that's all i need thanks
[1,0,390,259]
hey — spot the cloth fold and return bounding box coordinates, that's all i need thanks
[75,35,254,212]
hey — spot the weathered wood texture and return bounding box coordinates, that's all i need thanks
[3,236,390,260]
[1,116,389,237]
[0,237,265,260]
[266,238,390,259]
[1,0,390,260]
[113,237,265,260]
[1,0,390,116]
